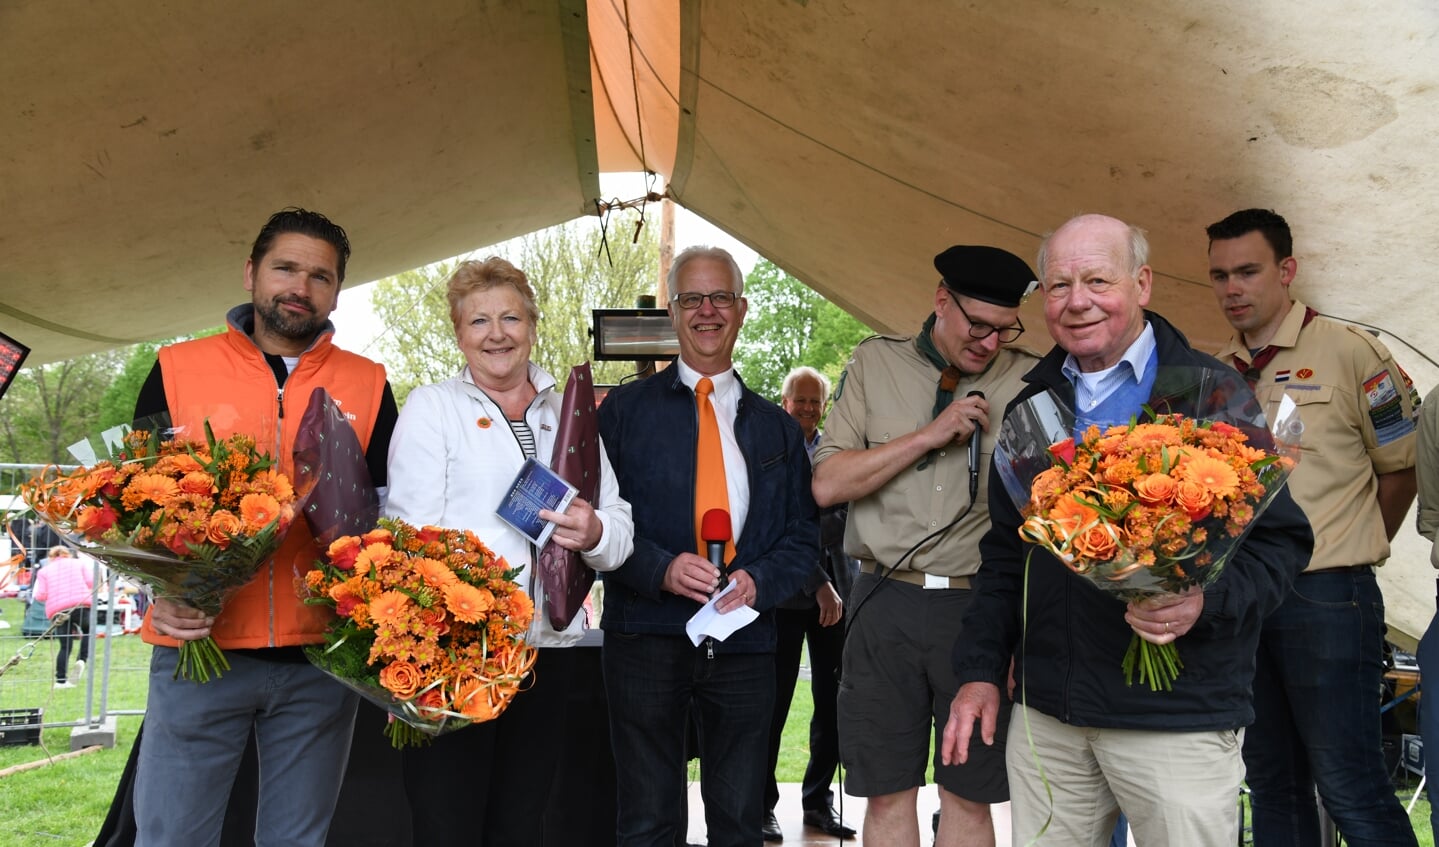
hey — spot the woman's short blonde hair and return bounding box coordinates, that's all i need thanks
[47,545,69,559]
[446,257,540,332]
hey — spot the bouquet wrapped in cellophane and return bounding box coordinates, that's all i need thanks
[20,416,296,682]
[302,517,538,748]
[993,366,1302,691]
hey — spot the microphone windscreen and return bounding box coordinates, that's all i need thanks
[700,508,732,543]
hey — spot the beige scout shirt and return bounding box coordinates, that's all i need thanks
[1417,385,1439,570]
[814,335,1036,578]
[1217,298,1418,571]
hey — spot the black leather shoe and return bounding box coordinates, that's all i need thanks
[802,806,856,839]
[762,810,784,841]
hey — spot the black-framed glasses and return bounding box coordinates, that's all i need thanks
[670,290,739,310]
[953,298,1024,342]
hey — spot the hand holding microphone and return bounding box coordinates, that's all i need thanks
[659,509,730,604]
[701,508,732,589]
[966,390,985,499]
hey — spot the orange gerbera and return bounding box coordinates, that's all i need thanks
[369,590,413,627]
[353,542,394,576]
[239,493,282,531]
[1049,491,1100,539]
[248,468,295,502]
[123,473,181,509]
[1179,454,1240,499]
[414,556,458,588]
[1127,423,1183,448]
[444,583,495,623]
[156,453,205,476]
[453,677,498,721]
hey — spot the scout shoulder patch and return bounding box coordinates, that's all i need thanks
[1363,369,1416,446]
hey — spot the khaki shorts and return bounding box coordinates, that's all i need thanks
[837,572,1009,802]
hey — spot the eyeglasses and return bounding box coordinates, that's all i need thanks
[670,290,739,310]
[953,297,1024,342]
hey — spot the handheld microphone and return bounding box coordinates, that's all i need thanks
[701,508,732,587]
[966,390,985,499]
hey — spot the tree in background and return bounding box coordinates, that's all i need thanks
[97,341,162,430]
[0,350,124,464]
[370,211,660,404]
[733,259,873,402]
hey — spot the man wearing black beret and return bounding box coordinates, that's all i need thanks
[812,245,1039,846]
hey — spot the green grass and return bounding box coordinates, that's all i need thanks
[1,600,1435,845]
[0,597,150,847]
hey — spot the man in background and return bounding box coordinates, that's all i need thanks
[1209,208,1418,845]
[764,366,857,841]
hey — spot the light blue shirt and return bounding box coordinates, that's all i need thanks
[1061,322,1157,412]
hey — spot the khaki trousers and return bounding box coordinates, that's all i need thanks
[1005,705,1244,846]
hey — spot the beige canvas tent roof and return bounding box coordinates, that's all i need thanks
[2,0,1436,643]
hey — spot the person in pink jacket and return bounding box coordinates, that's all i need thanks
[32,546,94,688]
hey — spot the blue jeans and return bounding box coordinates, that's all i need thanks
[1418,611,1439,836]
[604,632,775,847]
[1243,570,1418,846]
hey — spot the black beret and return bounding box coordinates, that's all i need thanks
[933,245,1037,308]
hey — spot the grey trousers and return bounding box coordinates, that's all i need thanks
[133,647,359,847]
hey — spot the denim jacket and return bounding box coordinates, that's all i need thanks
[598,363,818,652]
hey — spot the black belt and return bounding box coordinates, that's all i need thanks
[1299,564,1374,577]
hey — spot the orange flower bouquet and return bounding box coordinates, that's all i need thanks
[994,367,1301,691]
[302,517,538,748]
[20,418,296,682]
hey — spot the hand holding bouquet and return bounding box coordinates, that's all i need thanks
[21,418,296,682]
[994,367,1301,691]
[302,517,538,748]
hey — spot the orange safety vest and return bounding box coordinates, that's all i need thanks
[140,322,386,649]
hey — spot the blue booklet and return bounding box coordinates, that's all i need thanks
[495,458,578,547]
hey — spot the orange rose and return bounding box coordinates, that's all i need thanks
[379,660,422,700]
[206,509,242,547]
[178,471,217,496]
[1174,479,1214,520]
[1133,473,1177,507]
[504,590,534,630]
[1048,438,1076,465]
[361,527,394,547]
[414,687,447,717]
[1071,523,1120,561]
[76,502,119,539]
[328,536,362,570]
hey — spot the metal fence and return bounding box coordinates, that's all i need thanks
[1,462,147,745]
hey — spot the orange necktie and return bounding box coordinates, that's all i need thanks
[694,377,736,564]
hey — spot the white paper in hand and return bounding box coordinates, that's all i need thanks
[685,581,760,646]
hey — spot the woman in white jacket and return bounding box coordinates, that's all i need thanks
[386,256,634,845]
